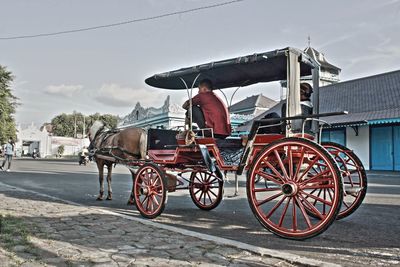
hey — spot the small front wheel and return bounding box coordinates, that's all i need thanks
[189,171,223,210]
[133,163,167,219]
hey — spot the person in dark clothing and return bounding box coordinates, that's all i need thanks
[259,82,313,134]
[182,79,231,138]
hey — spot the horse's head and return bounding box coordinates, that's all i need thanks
[88,120,104,141]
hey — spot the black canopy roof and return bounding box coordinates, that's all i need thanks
[145,47,319,90]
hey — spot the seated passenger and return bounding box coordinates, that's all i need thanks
[259,82,313,134]
[182,79,231,139]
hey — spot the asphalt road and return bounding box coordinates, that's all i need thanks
[1,159,399,266]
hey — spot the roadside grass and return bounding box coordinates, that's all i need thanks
[0,213,42,263]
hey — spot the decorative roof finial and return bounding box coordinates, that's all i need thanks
[307,35,311,47]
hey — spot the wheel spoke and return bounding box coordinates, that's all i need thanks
[253,187,281,192]
[274,149,289,181]
[294,196,312,229]
[264,196,287,219]
[265,161,287,182]
[299,169,332,186]
[145,194,151,211]
[292,197,297,231]
[256,170,284,185]
[152,195,160,206]
[301,190,333,206]
[198,191,204,203]
[209,189,218,198]
[208,177,218,184]
[298,194,325,220]
[342,201,350,208]
[301,184,334,190]
[256,192,283,207]
[278,197,291,227]
[140,194,149,206]
[293,147,306,182]
[206,191,213,204]
[288,146,294,179]
[297,155,320,182]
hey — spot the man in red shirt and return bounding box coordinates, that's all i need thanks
[182,79,231,138]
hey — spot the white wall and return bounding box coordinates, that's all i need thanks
[346,125,370,170]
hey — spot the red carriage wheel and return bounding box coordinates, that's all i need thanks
[133,163,167,219]
[322,142,367,220]
[189,171,223,210]
[247,137,343,240]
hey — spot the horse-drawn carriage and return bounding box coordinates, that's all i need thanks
[92,47,367,240]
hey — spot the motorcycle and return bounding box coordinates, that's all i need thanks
[79,154,90,166]
[32,151,40,159]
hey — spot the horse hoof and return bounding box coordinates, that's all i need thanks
[96,196,103,201]
[106,196,112,201]
[127,200,135,206]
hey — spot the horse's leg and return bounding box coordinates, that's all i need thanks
[106,162,113,200]
[127,169,136,205]
[96,160,104,201]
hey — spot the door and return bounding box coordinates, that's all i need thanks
[394,126,400,171]
[370,126,393,170]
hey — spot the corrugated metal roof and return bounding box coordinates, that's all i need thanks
[230,94,277,113]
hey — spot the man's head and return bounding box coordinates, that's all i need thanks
[198,79,213,93]
[300,83,313,101]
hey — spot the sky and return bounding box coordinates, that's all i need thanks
[0,0,399,125]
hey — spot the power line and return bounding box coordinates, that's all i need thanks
[0,0,244,40]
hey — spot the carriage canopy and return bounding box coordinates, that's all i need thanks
[145,47,319,90]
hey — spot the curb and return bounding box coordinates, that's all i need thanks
[0,181,340,267]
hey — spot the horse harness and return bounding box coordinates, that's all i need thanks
[89,127,141,163]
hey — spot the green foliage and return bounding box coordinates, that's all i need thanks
[0,65,18,144]
[57,145,65,156]
[50,112,119,137]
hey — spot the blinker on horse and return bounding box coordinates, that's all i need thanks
[88,121,147,201]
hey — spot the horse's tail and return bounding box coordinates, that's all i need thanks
[139,129,148,160]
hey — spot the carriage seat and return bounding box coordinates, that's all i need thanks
[147,129,178,150]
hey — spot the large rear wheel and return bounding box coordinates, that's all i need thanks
[247,137,343,240]
[133,163,167,219]
[322,142,367,220]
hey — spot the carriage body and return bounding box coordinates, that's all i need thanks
[129,47,367,240]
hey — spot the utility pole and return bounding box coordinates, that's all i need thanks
[83,115,85,138]
[74,112,77,138]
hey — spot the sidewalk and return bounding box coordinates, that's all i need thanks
[0,183,311,267]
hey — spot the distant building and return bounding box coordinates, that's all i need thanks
[16,123,89,158]
[303,46,341,86]
[118,96,186,129]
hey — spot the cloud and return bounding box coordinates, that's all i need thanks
[44,84,83,97]
[94,83,163,108]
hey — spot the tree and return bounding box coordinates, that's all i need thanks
[49,112,119,137]
[0,65,18,144]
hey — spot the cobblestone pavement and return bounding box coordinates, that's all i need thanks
[0,183,309,267]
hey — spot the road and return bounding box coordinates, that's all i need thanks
[1,159,399,266]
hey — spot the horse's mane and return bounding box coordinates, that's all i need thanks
[89,120,105,140]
